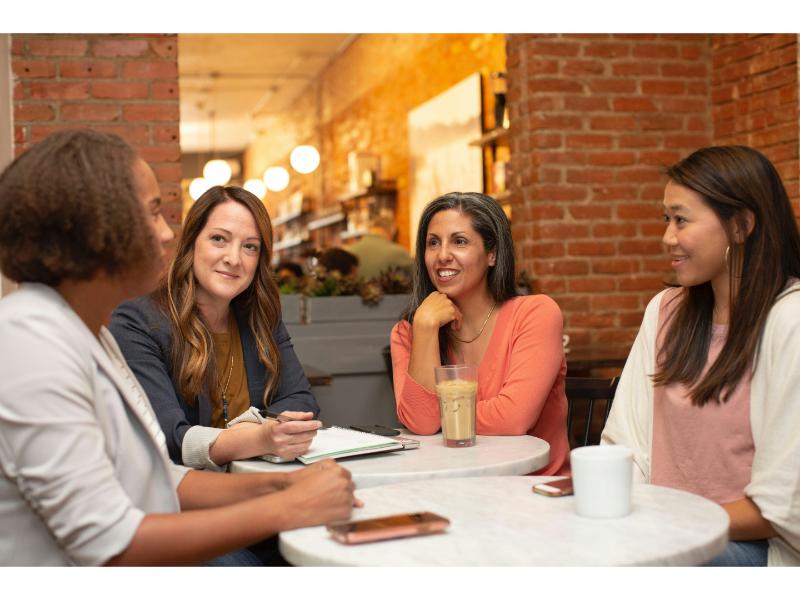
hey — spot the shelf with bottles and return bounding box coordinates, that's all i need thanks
[337,181,397,241]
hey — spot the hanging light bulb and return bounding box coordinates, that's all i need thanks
[189,177,213,201]
[263,166,289,192]
[203,159,232,186]
[290,145,320,174]
[243,178,267,200]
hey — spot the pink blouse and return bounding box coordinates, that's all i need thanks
[651,288,755,504]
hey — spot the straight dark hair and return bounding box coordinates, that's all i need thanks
[402,192,518,364]
[653,145,800,405]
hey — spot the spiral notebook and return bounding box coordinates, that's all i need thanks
[295,426,405,464]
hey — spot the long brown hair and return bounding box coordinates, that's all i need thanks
[157,186,282,408]
[653,145,800,405]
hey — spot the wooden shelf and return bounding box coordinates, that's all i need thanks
[469,127,509,147]
[272,210,304,226]
[273,237,308,252]
[307,212,346,231]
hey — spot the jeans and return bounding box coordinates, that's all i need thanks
[204,548,263,567]
[704,540,768,566]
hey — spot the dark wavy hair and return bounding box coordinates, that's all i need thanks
[0,129,157,286]
[402,192,518,363]
[155,185,282,408]
[653,145,800,406]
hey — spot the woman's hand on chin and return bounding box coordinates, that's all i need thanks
[414,291,463,332]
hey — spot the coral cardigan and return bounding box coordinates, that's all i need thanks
[390,295,570,475]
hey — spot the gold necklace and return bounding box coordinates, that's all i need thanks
[220,352,234,425]
[451,302,497,344]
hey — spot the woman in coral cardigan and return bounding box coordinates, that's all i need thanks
[390,192,569,475]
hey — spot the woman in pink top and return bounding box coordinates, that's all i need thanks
[390,192,569,475]
[602,146,800,566]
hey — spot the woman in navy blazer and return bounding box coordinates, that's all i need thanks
[111,185,320,472]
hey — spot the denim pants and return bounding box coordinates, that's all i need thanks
[704,540,768,566]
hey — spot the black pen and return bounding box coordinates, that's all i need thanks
[259,409,325,428]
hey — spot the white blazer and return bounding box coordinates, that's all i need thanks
[602,282,800,566]
[0,283,189,565]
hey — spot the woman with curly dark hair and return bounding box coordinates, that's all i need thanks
[110,186,320,471]
[0,129,356,566]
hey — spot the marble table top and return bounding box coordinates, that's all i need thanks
[230,431,550,489]
[279,476,729,566]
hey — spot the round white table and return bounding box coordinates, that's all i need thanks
[279,476,730,566]
[230,432,550,489]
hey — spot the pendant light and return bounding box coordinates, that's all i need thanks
[290,144,320,174]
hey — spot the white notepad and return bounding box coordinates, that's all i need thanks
[295,426,404,464]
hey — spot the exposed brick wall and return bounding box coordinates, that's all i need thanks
[11,34,183,226]
[245,34,506,249]
[507,34,713,351]
[711,34,799,210]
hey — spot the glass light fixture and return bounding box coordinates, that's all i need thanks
[263,166,290,192]
[203,159,232,186]
[243,178,267,200]
[189,177,213,201]
[290,145,320,174]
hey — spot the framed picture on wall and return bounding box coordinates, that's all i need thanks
[407,73,483,252]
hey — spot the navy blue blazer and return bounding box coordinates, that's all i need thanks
[109,295,319,464]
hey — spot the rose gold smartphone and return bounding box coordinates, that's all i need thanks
[532,477,574,497]
[327,512,450,544]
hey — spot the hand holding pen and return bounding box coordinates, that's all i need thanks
[259,410,322,459]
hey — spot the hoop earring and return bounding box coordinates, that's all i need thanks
[725,245,730,266]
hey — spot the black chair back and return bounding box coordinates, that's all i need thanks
[565,376,619,448]
[382,344,393,385]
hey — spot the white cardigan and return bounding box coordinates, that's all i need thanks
[0,284,189,565]
[602,282,800,566]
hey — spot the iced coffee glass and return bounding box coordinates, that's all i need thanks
[434,365,477,448]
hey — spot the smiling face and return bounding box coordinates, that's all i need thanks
[192,199,262,309]
[662,180,731,291]
[424,209,496,303]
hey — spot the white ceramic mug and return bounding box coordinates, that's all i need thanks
[570,445,633,518]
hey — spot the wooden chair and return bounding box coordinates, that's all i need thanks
[565,376,619,448]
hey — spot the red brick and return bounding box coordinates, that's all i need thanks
[640,115,682,130]
[592,186,639,203]
[14,104,55,121]
[528,78,584,93]
[568,241,616,256]
[613,97,658,112]
[92,39,149,57]
[531,242,565,258]
[533,259,590,276]
[619,240,663,255]
[530,41,581,57]
[154,125,180,143]
[594,259,639,274]
[570,313,615,328]
[640,150,683,166]
[612,62,659,77]
[619,276,666,291]
[587,79,637,94]
[152,164,182,182]
[122,60,178,80]
[533,224,590,239]
[11,38,25,56]
[61,103,120,122]
[619,134,661,148]
[530,115,583,130]
[92,82,149,99]
[641,80,686,95]
[30,124,77,143]
[150,37,178,59]
[29,82,89,100]
[565,134,613,149]
[136,144,181,162]
[591,294,641,310]
[568,278,616,293]
[618,203,661,219]
[533,185,587,202]
[568,205,612,219]
[564,96,610,111]
[123,104,180,122]
[664,133,712,149]
[12,60,56,78]
[152,82,179,100]
[587,151,637,167]
[60,60,117,79]
[589,115,637,130]
[562,60,605,76]
[680,44,707,60]
[632,43,679,59]
[529,59,559,75]
[14,126,25,144]
[583,43,630,58]
[92,124,150,145]
[27,38,88,57]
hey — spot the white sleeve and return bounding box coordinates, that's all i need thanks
[0,316,143,566]
[746,290,800,560]
[601,290,664,483]
[181,425,226,471]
